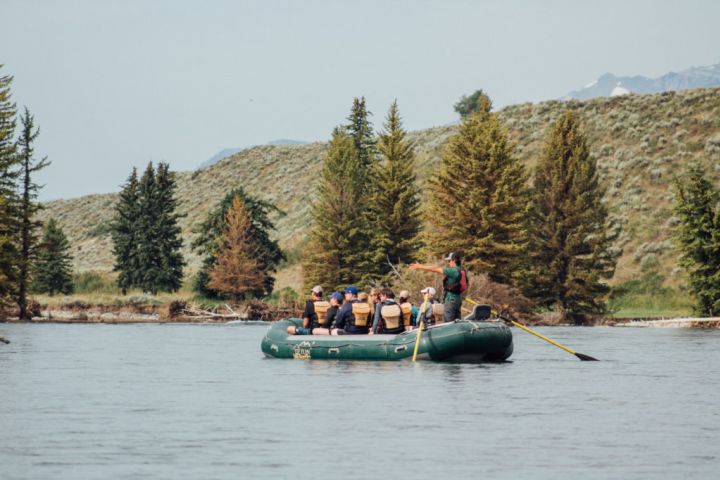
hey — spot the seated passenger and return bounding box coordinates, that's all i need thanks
[416,287,443,327]
[371,288,404,335]
[312,292,342,335]
[287,285,326,335]
[398,290,418,331]
[332,286,370,335]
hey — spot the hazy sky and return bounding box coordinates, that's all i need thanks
[3,0,719,200]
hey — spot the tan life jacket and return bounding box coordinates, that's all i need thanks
[431,303,445,324]
[380,303,403,330]
[313,301,330,320]
[400,302,413,327]
[351,302,371,327]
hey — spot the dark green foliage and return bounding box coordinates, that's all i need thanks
[111,168,141,293]
[673,162,720,316]
[302,128,375,291]
[453,90,493,118]
[111,163,185,295]
[528,110,619,319]
[367,101,422,278]
[346,96,376,169]
[0,66,19,306]
[17,108,49,317]
[152,163,185,292]
[33,218,73,295]
[426,98,531,285]
[192,187,285,299]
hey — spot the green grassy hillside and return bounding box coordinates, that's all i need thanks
[39,88,720,292]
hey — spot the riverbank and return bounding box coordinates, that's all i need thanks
[2,305,718,328]
[1,298,302,324]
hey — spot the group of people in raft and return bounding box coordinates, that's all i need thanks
[287,252,467,336]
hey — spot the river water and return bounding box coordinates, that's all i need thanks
[1,323,718,479]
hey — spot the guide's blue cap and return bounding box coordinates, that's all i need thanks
[343,286,359,295]
[328,292,343,302]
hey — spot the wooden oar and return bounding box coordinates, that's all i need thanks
[465,298,598,361]
[412,299,428,362]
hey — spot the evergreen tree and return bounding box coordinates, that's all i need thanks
[207,196,267,300]
[153,162,185,292]
[192,187,284,298]
[367,101,422,277]
[135,163,161,293]
[33,218,73,295]
[345,96,376,169]
[111,168,141,294]
[454,89,493,118]
[302,128,374,290]
[16,108,49,318]
[0,66,19,305]
[425,96,531,284]
[673,163,720,316]
[529,110,619,319]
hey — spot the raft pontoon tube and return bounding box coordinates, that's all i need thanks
[261,318,513,362]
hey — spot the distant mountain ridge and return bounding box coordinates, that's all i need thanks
[566,62,720,100]
[198,139,307,169]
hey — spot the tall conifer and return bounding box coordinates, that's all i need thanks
[33,218,73,296]
[529,110,619,318]
[16,108,49,318]
[426,93,531,284]
[111,168,140,294]
[673,163,720,316]
[0,66,19,305]
[153,162,185,292]
[207,196,267,300]
[346,96,376,169]
[368,101,422,276]
[303,128,374,290]
[192,187,284,298]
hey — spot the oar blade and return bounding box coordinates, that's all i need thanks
[575,352,599,361]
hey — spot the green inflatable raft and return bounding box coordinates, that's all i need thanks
[261,318,513,362]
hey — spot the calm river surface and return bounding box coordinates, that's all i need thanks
[1,323,719,479]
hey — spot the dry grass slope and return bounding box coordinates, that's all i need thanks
[38,88,720,291]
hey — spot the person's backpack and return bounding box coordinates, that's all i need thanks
[458,269,468,294]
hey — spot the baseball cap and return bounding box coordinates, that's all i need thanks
[343,286,359,295]
[311,285,323,295]
[444,252,459,261]
[328,292,343,302]
[420,287,437,296]
[399,290,410,300]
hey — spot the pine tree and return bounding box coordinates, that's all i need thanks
[207,196,267,300]
[302,128,375,290]
[673,162,720,316]
[346,96,376,169]
[0,66,19,305]
[153,162,185,292]
[454,89,493,118]
[33,218,73,295]
[192,187,284,298]
[367,101,422,277]
[16,108,49,318]
[111,168,141,294]
[135,163,163,294]
[529,110,619,319]
[426,93,531,284]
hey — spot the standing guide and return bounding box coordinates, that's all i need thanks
[409,252,467,322]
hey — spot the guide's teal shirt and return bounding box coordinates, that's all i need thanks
[443,266,462,302]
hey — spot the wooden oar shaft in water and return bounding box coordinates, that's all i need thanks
[465,298,598,361]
